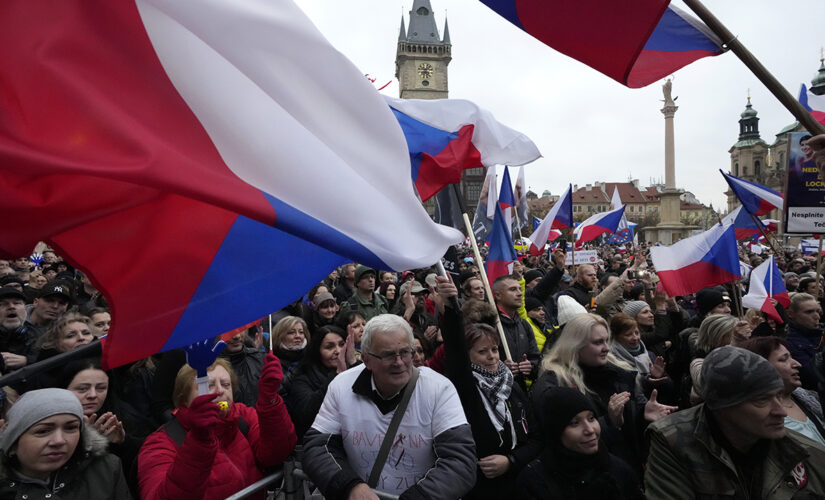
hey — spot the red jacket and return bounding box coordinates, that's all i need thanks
[138,397,296,500]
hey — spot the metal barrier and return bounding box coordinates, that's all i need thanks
[224,458,399,500]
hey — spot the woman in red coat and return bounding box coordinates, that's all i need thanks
[138,353,297,500]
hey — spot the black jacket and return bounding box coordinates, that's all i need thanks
[220,347,266,407]
[498,312,541,382]
[557,281,592,307]
[280,361,337,439]
[441,306,541,499]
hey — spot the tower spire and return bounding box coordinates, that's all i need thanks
[398,15,407,42]
[442,16,450,44]
[406,0,439,43]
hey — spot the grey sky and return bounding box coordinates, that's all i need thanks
[296,0,825,211]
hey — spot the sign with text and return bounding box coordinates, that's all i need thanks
[786,132,825,233]
[562,250,598,265]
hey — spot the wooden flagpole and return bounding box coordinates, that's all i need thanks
[683,0,825,137]
[451,184,513,361]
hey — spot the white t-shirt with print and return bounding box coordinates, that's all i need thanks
[312,364,468,495]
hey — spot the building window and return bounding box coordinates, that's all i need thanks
[629,205,634,212]
[734,163,738,175]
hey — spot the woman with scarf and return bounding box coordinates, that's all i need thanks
[609,313,674,401]
[435,276,540,499]
[516,387,642,499]
[271,316,309,376]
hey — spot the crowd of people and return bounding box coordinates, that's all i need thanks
[0,240,823,499]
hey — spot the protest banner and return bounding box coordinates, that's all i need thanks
[785,132,825,233]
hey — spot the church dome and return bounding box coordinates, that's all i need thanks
[811,58,825,95]
[740,97,757,119]
[541,189,552,198]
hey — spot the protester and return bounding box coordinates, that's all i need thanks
[280,325,354,439]
[271,315,309,376]
[0,388,131,498]
[35,312,95,361]
[333,263,357,305]
[219,330,266,407]
[26,282,72,337]
[646,346,825,498]
[785,292,824,390]
[378,281,398,312]
[138,355,297,500]
[303,314,476,499]
[86,307,111,338]
[532,313,676,472]
[492,275,540,385]
[340,265,389,321]
[336,310,366,360]
[516,387,642,499]
[688,314,747,405]
[558,265,598,307]
[412,331,432,367]
[609,312,672,400]
[0,286,37,370]
[438,276,540,498]
[741,336,825,447]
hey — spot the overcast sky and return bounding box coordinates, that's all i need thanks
[295,0,825,211]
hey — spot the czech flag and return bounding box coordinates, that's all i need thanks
[387,97,541,202]
[529,184,573,255]
[0,0,464,368]
[721,206,769,240]
[650,223,740,297]
[478,1,723,88]
[486,203,519,286]
[742,255,790,323]
[721,170,784,216]
[499,167,517,209]
[799,83,825,125]
[574,205,627,243]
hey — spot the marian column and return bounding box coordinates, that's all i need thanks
[661,79,678,189]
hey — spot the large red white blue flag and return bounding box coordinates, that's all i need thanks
[721,206,770,240]
[650,223,740,297]
[387,97,540,202]
[478,1,723,88]
[742,255,790,323]
[530,184,573,255]
[574,206,627,243]
[721,170,784,217]
[485,203,518,286]
[0,0,463,368]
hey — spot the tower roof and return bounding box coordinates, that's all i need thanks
[398,16,406,42]
[811,54,825,95]
[406,0,440,43]
[740,96,757,119]
[442,17,450,44]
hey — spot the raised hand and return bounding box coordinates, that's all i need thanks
[650,356,666,379]
[644,389,678,422]
[607,391,631,428]
[176,393,221,439]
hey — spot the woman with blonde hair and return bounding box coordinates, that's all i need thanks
[271,315,309,375]
[532,314,675,473]
[688,314,750,405]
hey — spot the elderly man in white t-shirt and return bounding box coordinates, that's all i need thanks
[303,314,476,500]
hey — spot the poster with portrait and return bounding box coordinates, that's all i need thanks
[785,132,825,233]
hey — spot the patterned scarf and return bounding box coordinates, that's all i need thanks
[471,361,513,431]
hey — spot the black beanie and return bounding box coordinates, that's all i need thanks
[696,287,730,316]
[525,297,544,312]
[524,269,544,285]
[542,387,597,442]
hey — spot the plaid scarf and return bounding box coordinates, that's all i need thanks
[471,361,513,431]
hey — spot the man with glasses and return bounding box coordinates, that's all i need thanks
[304,314,476,500]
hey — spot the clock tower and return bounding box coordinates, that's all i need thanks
[395,0,451,99]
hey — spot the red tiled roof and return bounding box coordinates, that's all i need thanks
[572,186,609,203]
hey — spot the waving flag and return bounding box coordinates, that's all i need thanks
[606,222,638,245]
[515,166,529,230]
[0,0,463,368]
[742,256,790,323]
[721,170,784,216]
[472,167,497,243]
[530,184,573,255]
[610,187,630,233]
[478,1,723,88]
[799,83,825,125]
[574,206,627,243]
[721,206,769,240]
[387,97,541,201]
[650,223,740,297]
[486,203,518,285]
[532,216,542,231]
[498,167,517,235]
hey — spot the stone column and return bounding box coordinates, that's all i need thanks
[661,79,678,190]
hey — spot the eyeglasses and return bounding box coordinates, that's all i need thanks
[367,348,414,363]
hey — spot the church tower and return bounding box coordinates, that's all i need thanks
[727,96,768,212]
[395,0,451,99]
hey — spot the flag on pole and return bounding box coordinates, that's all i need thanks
[799,83,825,125]
[0,0,463,368]
[721,206,770,240]
[650,223,740,297]
[485,203,518,286]
[610,187,630,232]
[720,170,784,216]
[478,1,723,88]
[387,96,541,201]
[498,167,516,235]
[742,255,790,323]
[472,167,497,242]
[529,184,573,255]
[514,166,529,230]
[574,206,627,243]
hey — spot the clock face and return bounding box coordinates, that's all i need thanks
[417,63,434,79]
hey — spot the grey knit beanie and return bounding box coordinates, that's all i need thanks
[623,300,649,319]
[1,388,83,455]
[701,346,783,411]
